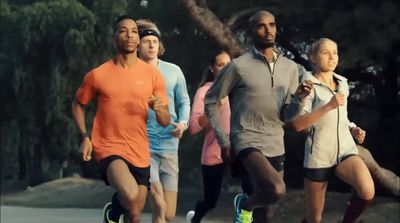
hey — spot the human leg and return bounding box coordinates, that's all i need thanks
[237,152,285,223]
[253,156,285,223]
[234,148,286,223]
[150,182,166,223]
[159,152,179,222]
[106,159,148,223]
[149,153,166,223]
[335,155,374,223]
[300,166,334,223]
[191,163,225,222]
[303,178,328,223]
[164,191,177,222]
[125,185,148,223]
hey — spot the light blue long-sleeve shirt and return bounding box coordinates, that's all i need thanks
[147,59,191,153]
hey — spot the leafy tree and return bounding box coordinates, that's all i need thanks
[1,0,96,185]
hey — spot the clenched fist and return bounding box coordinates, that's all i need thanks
[328,92,345,109]
[351,127,366,144]
[148,95,164,112]
[295,80,313,100]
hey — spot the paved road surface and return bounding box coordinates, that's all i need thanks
[0,206,220,223]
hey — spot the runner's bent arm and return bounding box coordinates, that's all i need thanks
[171,68,191,137]
[205,63,238,149]
[189,85,210,135]
[152,71,171,127]
[283,65,309,122]
[291,92,345,132]
[72,72,96,161]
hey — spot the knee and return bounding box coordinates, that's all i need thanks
[269,181,286,202]
[358,184,375,200]
[165,213,176,222]
[151,190,166,209]
[258,181,285,203]
[355,177,375,200]
[121,189,139,206]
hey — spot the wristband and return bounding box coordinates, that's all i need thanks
[349,122,357,130]
[80,132,89,141]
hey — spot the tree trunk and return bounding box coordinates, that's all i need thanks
[29,143,44,186]
[181,0,244,57]
[357,145,399,196]
[182,0,400,197]
[18,145,27,180]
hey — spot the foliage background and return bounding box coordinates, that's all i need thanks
[1,0,399,191]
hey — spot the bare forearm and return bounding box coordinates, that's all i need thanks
[156,106,171,127]
[72,100,87,133]
[291,104,334,132]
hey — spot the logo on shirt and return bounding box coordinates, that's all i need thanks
[136,81,145,84]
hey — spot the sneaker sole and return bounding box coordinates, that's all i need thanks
[102,202,112,223]
[185,210,195,223]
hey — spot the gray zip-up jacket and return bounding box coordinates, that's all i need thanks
[301,72,358,168]
[205,47,304,157]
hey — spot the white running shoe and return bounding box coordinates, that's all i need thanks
[185,210,195,223]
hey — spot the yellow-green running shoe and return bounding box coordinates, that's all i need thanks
[233,194,253,223]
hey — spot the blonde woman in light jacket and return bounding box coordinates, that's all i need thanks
[291,38,374,223]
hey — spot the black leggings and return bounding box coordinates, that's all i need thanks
[192,163,225,222]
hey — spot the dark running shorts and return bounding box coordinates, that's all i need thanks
[304,154,357,182]
[231,147,285,177]
[97,155,150,188]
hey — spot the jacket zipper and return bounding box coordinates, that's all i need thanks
[336,106,340,164]
[263,55,277,88]
[326,86,340,164]
[270,61,276,88]
[310,126,315,154]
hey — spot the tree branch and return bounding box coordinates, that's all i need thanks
[278,34,312,70]
[225,6,264,28]
[357,145,400,196]
[181,0,244,57]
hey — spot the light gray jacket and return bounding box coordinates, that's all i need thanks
[205,47,303,157]
[301,72,358,168]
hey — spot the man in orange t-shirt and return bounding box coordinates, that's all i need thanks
[72,15,170,223]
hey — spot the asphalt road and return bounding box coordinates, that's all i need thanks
[0,206,221,223]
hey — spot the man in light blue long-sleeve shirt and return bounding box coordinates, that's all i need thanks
[137,19,190,223]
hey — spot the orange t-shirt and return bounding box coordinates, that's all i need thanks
[76,59,168,167]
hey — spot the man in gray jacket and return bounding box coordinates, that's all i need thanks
[204,10,312,223]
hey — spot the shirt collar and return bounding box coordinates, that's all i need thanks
[251,46,281,62]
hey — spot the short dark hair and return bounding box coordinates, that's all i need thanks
[248,10,274,31]
[113,15,135,33]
